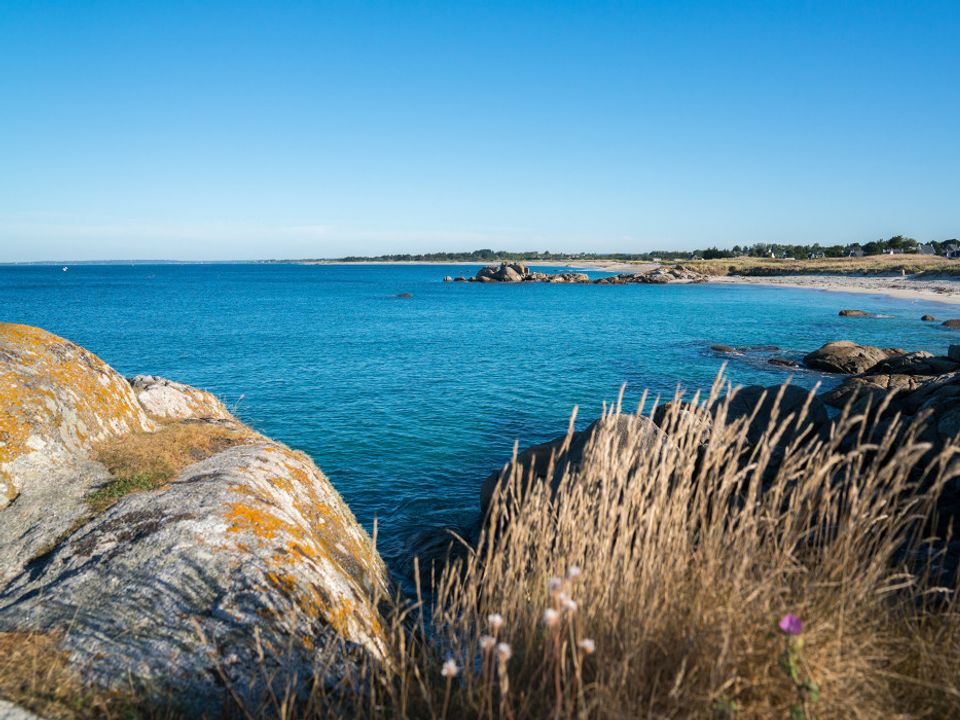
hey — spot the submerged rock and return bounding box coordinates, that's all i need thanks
[922,314,937,322]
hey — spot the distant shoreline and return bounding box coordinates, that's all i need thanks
[710,274,960,306]
[292,259,651,272]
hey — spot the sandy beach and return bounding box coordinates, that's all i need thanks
[712,273,960,305]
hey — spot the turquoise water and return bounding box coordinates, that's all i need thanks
[2,263,957,574]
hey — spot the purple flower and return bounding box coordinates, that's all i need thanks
[778,613,803,636]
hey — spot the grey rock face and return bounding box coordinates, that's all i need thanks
[716,384,828,446]
[0,323,156,584]
[128,374,234,421]
[803,341,903,374]
[480,414,668,513]
[0,700,45,720]
[822,373,930,412]
[862,351,960,377]
[0,324,388,712]
[0,442,386,712]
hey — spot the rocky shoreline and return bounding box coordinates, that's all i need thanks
[3,323,960,716]
[442,262,708,285]
[481,336,960,546]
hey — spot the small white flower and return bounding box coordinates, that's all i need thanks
[441,658,460,678]
[566,565,582,580]
[479,634,496,651]
[496,642,512,661]
[578,638,595,654]
[543,608,560,627]
[562,597,578,613]
[487,613,504,633]
[547,577,563,595]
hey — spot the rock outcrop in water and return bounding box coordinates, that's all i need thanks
[461,263,707,285]
[802,340,904,374]
[0,324,386,712]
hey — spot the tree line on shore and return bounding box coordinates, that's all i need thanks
[332,235,959,263]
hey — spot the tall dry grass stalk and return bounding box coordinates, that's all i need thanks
[278,374,959,719]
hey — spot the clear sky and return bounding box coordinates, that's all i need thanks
[1,1,958,261]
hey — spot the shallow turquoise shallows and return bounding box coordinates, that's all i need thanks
[2,263,957,575]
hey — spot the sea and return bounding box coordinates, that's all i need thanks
[2,262,956,577]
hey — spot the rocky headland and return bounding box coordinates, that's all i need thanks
[0,324,386,714]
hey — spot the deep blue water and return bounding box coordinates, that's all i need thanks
[3,263,958,573]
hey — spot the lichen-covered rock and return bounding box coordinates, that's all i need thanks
[128,374,234,421]
[0,324,157,583]
[0,324,155,509]
[0,441,386,712]
[0,324,388,711]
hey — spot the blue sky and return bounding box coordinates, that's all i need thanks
[1,1,958,261]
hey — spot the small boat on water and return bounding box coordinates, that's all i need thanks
[62,266,68,272]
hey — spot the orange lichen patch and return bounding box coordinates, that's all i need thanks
[218,444,387,653]
[0,323,155,501]
[226,501,303,540]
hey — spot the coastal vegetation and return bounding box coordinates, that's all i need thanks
[281,234,960,267]
[90,421,251,513]
[685,253,960,277]
[242,381,960,719]
[2,326,960,719]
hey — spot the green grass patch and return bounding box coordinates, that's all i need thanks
[86,470,172,514]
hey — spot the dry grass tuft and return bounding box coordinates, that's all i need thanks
[89,420,252,513]
[0,631,175,719]
[272,377,960,719]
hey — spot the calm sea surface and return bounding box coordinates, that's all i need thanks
[2,263,957,575]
